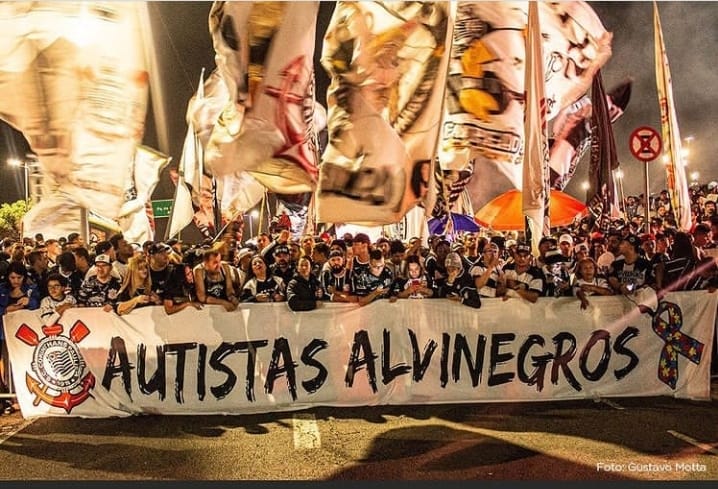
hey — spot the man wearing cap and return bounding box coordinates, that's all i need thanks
[503,239,518,265]
[558,233,576,270]
[573,242,590,264]
[500,243,543,303]
[234,247,255,289]
[66,232,85,251]
[270,244,296,284]
[535,236,557,269]
[437,252,481,308]
[148,242,201,315]
[260,229,291,267]
[607,234,655,296]
[77,254,122,311]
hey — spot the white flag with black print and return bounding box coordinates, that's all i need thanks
[438,1,612,213]
[316,1,453,225]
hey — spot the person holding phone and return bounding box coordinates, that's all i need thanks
[393,255,433,300]
[607,234,655,297]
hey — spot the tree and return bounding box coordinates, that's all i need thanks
[0,200,29,240]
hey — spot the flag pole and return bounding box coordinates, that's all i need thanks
[258,192,267,236]
[522,1,549,254]
[427,3,456,245]
[164,168,181,241]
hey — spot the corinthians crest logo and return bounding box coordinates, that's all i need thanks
[15,321,96,413]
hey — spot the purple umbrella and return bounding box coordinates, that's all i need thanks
[428,213,480,235]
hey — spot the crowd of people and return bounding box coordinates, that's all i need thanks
[1,182,718,415]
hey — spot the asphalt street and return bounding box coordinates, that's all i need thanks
[0,381,717,481]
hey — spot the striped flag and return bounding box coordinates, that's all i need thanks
[654,2,691,231]
[586,70,620,221]
[522,1,550,255]
[167,71,205,239]
[549,79,632,190]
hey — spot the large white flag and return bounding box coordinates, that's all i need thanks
[0,3,149,239]
[654,2,691,231]
[439,1,612,213]
[316,1,453,225]
[167,72,205,239]
[522,1,549,254]
[116,145,171,244]
[187,68,266,222]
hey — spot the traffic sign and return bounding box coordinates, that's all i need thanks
[151,199,174,218]
[629,126,662,162]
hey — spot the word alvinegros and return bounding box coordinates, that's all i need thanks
[101,326,640,403]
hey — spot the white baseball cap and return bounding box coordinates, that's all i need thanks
[559,234,574,245]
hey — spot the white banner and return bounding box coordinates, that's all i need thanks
[3,292,716,418]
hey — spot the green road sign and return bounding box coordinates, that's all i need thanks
[151,199,174,219]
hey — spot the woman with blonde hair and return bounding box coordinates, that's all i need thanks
[116,255,161,315]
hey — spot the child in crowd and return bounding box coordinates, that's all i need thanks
[39,273,77,325]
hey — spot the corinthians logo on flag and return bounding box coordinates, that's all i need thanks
[15,321,96,413]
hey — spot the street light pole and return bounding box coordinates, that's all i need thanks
[7,157,29,206]
[22,161,29,207]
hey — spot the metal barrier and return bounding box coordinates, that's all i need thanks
[1,344,17,402]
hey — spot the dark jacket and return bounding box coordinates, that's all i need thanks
[286,274,323,312]
[435,269,482,309]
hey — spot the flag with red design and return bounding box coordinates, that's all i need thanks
[204,1,321,195]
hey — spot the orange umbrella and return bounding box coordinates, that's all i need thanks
[475,189,588,231]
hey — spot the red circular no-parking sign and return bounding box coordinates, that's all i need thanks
[629,126,662,162]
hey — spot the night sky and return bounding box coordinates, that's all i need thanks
[1,1,716,207]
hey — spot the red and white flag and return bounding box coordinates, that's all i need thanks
[205,1,321,195]
[654,2,691,231]
[522,1,550,255]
